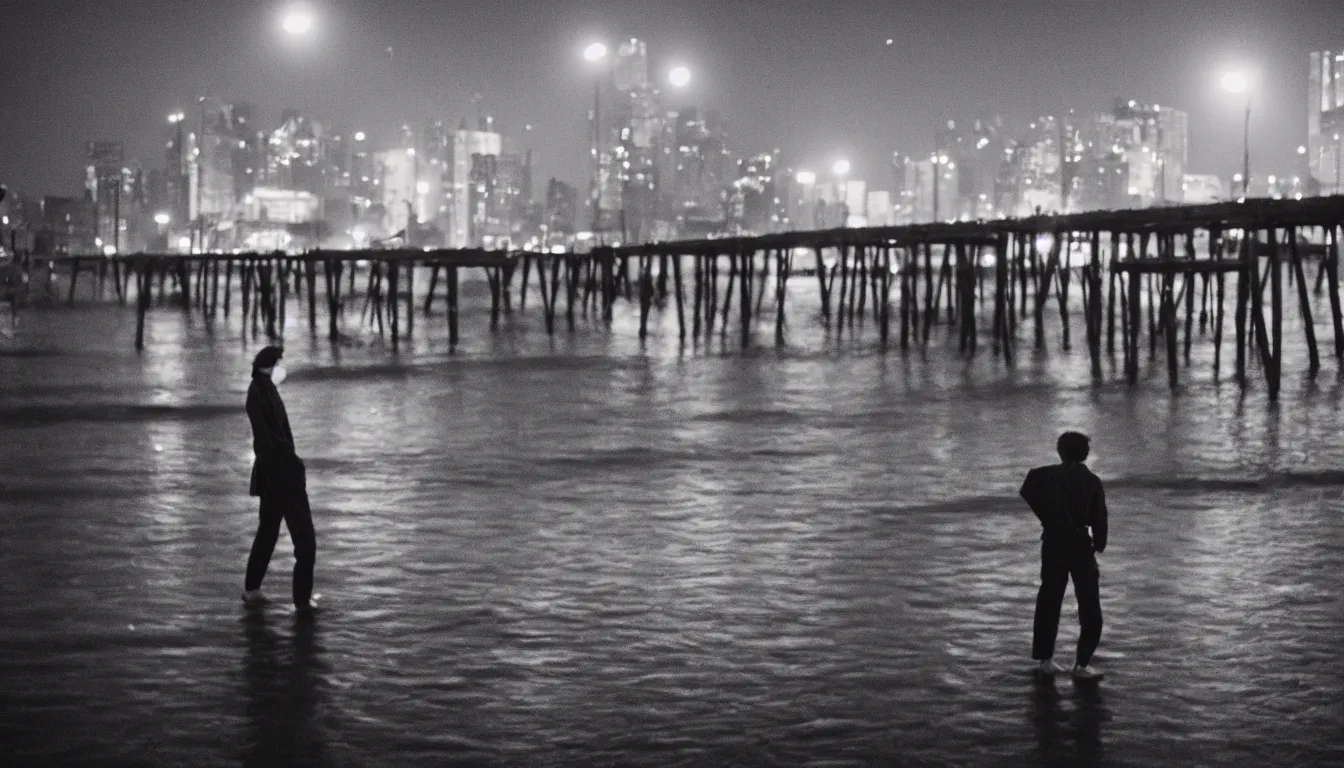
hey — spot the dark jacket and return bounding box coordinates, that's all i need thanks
[247,371,302,498]
[1019,463,1108,553]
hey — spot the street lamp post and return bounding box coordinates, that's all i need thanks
[1222,70,1251,198]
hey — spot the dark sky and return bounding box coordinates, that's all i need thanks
[3,0,1342,199]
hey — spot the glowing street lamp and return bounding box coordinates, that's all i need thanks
[281,6,314,36]
[668,65,691,89]
[584,42,608,62]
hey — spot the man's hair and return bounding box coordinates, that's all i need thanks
[1057,431,1090,463]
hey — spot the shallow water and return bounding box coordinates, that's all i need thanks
[2,272,1343,766]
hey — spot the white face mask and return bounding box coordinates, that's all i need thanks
[270,365,287,386]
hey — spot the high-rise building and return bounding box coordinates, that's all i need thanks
[41,194,97,255]
[545,178,579,240]
[730,152,780,234]
[451,123,502,247]
[164,112,192,225]
[1308,50,1344,193]
[195,98,236,221]
[936,117,1006,219]
[84,141,124,250]
[376,147,417,237]
[1110,99,1188,205]
[231,102,265,202]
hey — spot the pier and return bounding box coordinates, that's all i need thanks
[20,197,1344,401]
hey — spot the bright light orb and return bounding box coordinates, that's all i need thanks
[583,42,608,62]
[668,66,691,88]
[416,180,431,195]
[282,8,314,36]
[832,159,851,176]
[354,131,366,142]
[153,212,171,226]
[1221,71,1249,94]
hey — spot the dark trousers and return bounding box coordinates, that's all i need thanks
[1032,539,1102,667]
[244,485,316,608]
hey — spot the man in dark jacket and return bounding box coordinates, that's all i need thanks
[1020,431,1107,681]
[242,346,316,610]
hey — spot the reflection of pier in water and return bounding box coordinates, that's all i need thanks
[29,197,1344,401]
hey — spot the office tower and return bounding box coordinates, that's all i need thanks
[730,152,779,234]
[1308,50,1344,193]
[231,101,265,201]
[84,141,124,250]
[451,122,502,247]
[196,98,236,221]
[41,194,97,255]
[164,112,192,225]
[936,117,1006,220]
[377,147,417,237]
[545,178,579,239]
[1110,99,1188,205]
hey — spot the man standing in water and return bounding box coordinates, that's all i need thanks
[1020,431,1107,681]
[242,346,316,610]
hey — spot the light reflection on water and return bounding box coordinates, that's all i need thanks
[1,285,1343,765]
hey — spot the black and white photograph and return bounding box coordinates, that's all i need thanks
[2,1,1343,765]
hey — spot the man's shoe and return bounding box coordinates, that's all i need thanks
[241,589,267,605]
[1036,659,1064,676]
[1072,664,1104,681]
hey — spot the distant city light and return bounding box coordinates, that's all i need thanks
[416,181,431,194]
[832,159,850,176]
[153,212,171,225]
[103,245,117,257]
[795,170,816,185]
[406,148,415,156]
[1298,145,1307,155]
[668,66,691,89]
[1233,173,1244,182]
[885,38,894,46]
[354,131,366,141]
[177,236,192,249]
[168,112,185,124]
[583,42,608,62]
[1221,70,1249,94]
[281,6,314,36]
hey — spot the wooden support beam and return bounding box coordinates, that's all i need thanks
[1235,231,1249,385]
[739,248,752,349]
[447,266,459,351]
[673,253,687,343]
[638,249,652,340]
[519,254,532,312]
[424,264,440,315]
[1267,228,1283,399]
[405,261,415,339]
[1289,228,1319,377]
[134,260,150,351]
[306,258,317,332]
[1327,226,1344,360]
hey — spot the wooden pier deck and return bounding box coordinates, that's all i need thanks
[21,196,1344,401]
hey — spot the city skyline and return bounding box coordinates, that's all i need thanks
[3,0,1343,202]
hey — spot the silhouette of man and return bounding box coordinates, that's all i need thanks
[242,346,316,610]
[1020,431,1107,681]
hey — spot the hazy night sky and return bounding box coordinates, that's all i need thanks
[2,0,1343,199]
